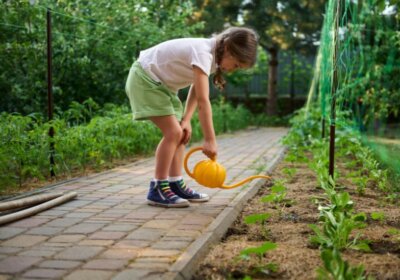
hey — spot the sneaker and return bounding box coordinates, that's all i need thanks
[147,180,190,208]
[169,180,210,202]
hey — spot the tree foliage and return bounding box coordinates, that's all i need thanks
[0,0,202,115]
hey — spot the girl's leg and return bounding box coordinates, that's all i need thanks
[169,143,185,177]
[150,115,183,179]
[168,142,210,203]
[147,115,189,208]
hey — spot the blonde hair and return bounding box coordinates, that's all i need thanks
[213,27,259,91]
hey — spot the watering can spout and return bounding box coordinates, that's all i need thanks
[184,146,271,189]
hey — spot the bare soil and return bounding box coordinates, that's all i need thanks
[194,154,400,280]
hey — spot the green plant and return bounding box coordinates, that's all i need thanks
[239,242,277,262]
[281,167,297,181]
[261,180,287,204]
[244,213,272,239]
[317,248,371,280]
[309,210,370,251]
[370,212,385,222]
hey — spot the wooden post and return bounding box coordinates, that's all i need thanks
[47,8,55,177]
[329,0,340,179]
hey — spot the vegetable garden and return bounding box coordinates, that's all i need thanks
[196,0,400,279]
[0,0,399,279]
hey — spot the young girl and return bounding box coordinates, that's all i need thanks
[125,27,258,208]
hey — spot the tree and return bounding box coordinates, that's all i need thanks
[241,0,325,115]
[0,0,202,115]
[191,0,242,35]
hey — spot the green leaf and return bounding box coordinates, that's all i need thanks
[244,213,271,224]
[240,242,277,257]
[271,184,286,193]
[261,194,275,203]
[370,212,385,221]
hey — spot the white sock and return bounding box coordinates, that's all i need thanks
[168,176,183,182]
[153,178,168,182]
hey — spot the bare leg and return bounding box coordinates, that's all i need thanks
[149,116,183,179]
[169,143,185,177]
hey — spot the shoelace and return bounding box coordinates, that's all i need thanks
[179,180,194,195]
[160,183,178,199]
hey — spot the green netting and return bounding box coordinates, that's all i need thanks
[307,0,400,178]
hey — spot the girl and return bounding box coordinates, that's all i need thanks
[125,27,258,207]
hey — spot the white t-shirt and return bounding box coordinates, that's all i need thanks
[138,38,217,92]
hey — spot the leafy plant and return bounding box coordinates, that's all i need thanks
[281,167,297,181]
[239,242,277,262]
[317,248,371,280]
[370,212,385,222]
[261,180,288,205]
[244,213,272,239]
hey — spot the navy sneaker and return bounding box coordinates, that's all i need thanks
[147,180,189,208]
[169,180,209,202]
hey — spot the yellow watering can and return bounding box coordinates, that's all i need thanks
[183,146,271,189]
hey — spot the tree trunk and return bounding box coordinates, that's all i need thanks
[266,47,279,116]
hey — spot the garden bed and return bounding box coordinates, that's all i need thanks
[194,153,400,280]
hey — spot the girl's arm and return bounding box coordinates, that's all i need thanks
[180,85,197,144]
[182,84,197,122]
[192,66,217,159]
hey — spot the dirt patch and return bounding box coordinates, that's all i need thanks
[194,156,400,280]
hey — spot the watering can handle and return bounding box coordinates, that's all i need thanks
[183,146,207,179]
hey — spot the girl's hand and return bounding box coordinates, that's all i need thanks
[180,119,192,145]
[202,140,218,160]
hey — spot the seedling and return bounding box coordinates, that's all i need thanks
[317,248,372,280]
[244,213,272,239]
[370,212,385,222]
[282,167,297,181]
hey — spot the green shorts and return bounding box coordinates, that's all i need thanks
[125,61,183,121]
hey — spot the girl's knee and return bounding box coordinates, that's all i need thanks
[165,126,183,143]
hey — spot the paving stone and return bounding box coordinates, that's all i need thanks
[102,223,138,232]
[64,269,114,280]
[38,260,82,269]
[125,228,164,241]
[0,256,42,273]
[48,234,86,243]
[179,214,214,226]
[88,231,126,240]
[78,240,115,247]
[64,212,95,219]
[151,240,191,250]
[26,226,64,236]
[113,240,150,249]
[113,268,164,280]
[22,268,67,278]
[36,210,67,217]
[141,220,179,229]
[83,259,128,270]
[7,218,50,228]
[129,261,170,270]
[2,235,48,247]
[139,248,180,258]
[0,228,27,240]
[0,247,22,254]
[63,222,105,234]
[19,248,58,258]
[99,248,138,259]
[45,218,82,228]
[54,246,104,260]
[165,229,201,238]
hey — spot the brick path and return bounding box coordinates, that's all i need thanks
[0,127,287,280]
